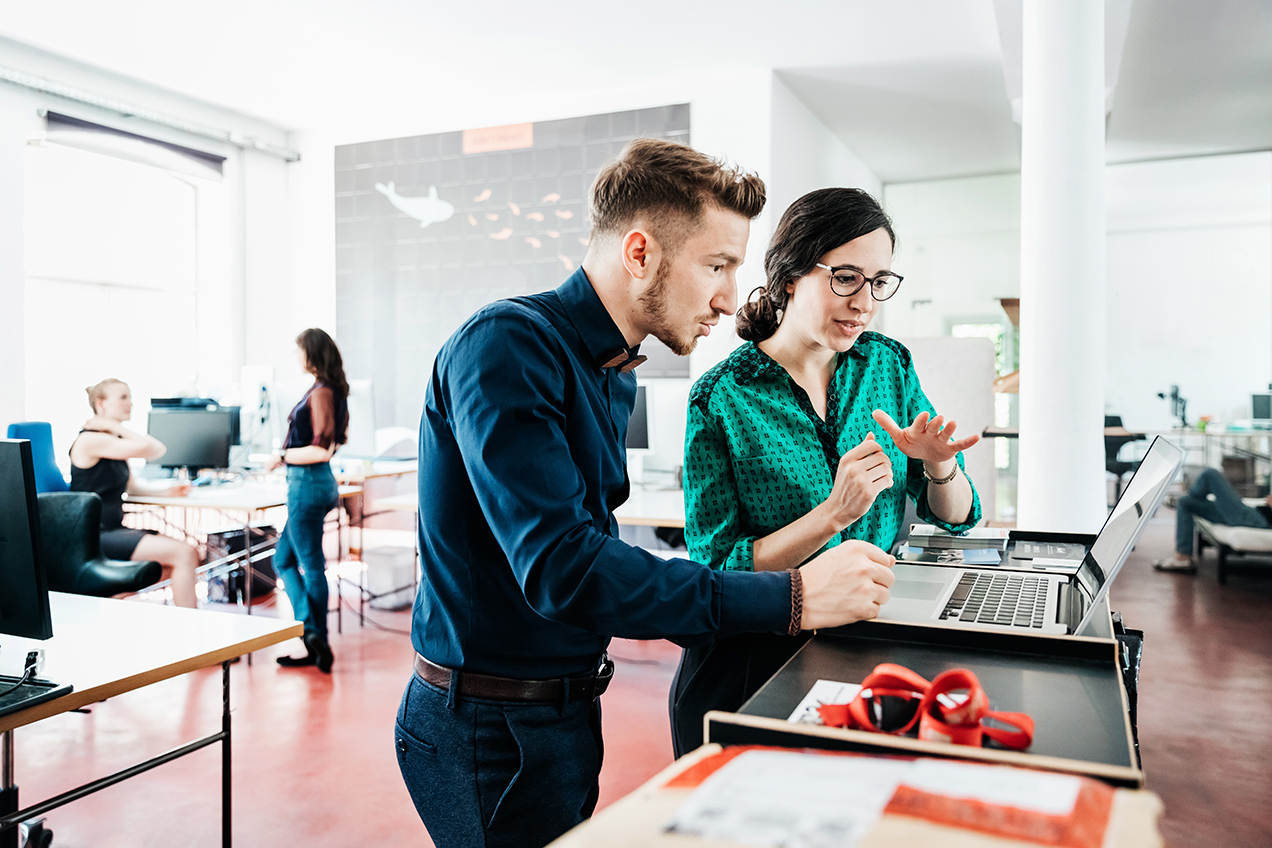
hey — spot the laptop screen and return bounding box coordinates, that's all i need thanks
[1072,436,1184,634]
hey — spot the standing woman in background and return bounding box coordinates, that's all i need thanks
[265,328,349,673]
[69,378,201,608]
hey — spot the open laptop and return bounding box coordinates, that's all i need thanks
[880,436,1184,636]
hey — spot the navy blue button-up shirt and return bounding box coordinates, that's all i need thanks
[411,268,791,679]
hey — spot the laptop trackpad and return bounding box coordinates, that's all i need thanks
[892,579,946,600]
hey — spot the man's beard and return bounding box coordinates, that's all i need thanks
[638,259,698,356]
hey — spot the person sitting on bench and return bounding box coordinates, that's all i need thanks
[1155,467,1271,572]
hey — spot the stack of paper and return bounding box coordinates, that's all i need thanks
[908,524,1011,551]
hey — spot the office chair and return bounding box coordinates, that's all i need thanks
[6,421,69,493]
[36,492,162,597]
[1105,415,1147,504]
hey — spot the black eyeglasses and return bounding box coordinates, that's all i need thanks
[815,263,904,301]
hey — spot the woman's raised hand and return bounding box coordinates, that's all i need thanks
[871,409,980,464]
[82,415,120,435]
[821,433,893,531]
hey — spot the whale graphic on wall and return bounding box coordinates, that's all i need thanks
[375,182,454,228]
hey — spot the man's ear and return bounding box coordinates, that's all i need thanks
[620,228,659,281]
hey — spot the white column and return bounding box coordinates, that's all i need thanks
[1017,0,1107,532]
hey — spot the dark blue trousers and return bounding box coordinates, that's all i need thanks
[395,673,603,848]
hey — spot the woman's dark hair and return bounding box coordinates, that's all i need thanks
[736,187,896,342]
[297,327,350,401]
[297,328,349,446]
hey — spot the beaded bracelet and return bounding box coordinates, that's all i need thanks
[787,567,803,636]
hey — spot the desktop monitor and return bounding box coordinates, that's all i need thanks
[147,408,233,471]
[1253,393,1271,427]
[151,398,240,445]
[626,385,650,451]
[0,440,54,640]
[341,379,377,458]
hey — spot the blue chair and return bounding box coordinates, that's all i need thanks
[6,422,69,493]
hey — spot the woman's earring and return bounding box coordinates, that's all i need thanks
[774,308,784,324]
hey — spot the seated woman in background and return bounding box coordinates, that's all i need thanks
[674,187,983,756]
[264,328,349,673]
[70,378,200,608]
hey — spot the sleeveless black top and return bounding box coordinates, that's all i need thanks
[69,432,131,530]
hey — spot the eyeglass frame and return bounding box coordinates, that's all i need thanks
[814,263,904,301]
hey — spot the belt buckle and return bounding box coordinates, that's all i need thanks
[593,652,615,696]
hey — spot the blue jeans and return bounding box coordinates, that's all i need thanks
[394,673,603,848]
[274,463,338,640]
[1176,468,1270,553]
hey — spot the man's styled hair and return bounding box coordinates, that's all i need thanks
[588,138,766,256]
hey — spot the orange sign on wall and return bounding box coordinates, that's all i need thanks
[462,122,534,154]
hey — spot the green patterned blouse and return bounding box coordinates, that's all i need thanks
[684,333,981,571]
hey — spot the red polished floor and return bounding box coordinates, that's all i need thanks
[9,507,1272,847]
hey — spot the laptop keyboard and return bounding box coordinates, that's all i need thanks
[939,572,1049,628]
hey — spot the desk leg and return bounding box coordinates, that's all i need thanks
[243,513,255,617]
[222,661,232,848]
[243,514,255,668]
[1,730,15,848]
[336,508,343,635]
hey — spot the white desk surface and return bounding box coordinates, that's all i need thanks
[362,487,687,528]
[373,492,420,512]
[333,459,418,483]
[0,593,300,732]
[614,487,686,528]
[126,482,362,511]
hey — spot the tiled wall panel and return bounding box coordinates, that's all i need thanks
[335,105,691,430]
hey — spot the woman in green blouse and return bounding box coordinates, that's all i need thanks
[672,187,983,755]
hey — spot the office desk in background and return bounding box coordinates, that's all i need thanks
[369,487,687,529]
[332,457,418,485]
[614,487,686,529]
[982,426,1142,439]
[125,482,363,634]
[125,481,362,512]
[0,593,299,848]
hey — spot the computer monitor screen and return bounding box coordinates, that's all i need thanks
[341,379,376,457]
[147,408,233,470]
[1253,393,1271,423]
[222,406,242,446]
[151,398,240,445]
[626,385,650,450]
[0,440,54,640]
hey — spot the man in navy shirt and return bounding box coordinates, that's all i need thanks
[395,138,896,848]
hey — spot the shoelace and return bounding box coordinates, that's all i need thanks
[815,663,1034,750]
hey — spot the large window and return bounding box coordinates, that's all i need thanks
[23,142,231,470]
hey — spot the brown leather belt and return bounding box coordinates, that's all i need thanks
[413,652,613,703]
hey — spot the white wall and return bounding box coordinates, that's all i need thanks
[0,87,40,429]
[770,74,882,229]
[883,173,1022,336]
[0,38,295,424]
[1105,153,1271,429]
[884,152,1272,433]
